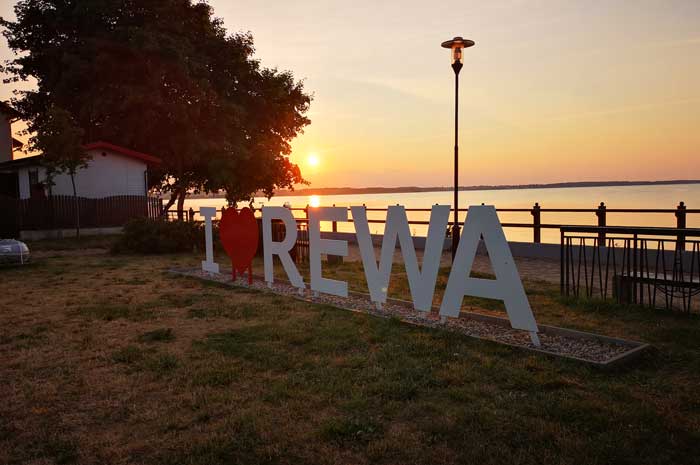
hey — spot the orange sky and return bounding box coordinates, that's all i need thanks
[2,0,699,188]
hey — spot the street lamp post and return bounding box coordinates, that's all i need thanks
[441,36,475,261]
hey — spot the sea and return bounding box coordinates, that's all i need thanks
[184,183,700,244]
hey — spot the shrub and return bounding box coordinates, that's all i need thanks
[112,218,206,254]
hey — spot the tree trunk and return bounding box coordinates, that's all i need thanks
[70,172,80,238]
[161,192,179,217]
[176,189,186,221]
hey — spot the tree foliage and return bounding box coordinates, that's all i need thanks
[1,0,311,207]
[31,105,89,184]
[30,104,89,236]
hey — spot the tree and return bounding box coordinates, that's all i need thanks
[31,105,89,237]
[1,0,311,217]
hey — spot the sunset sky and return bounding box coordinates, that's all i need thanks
[1,0,699,188]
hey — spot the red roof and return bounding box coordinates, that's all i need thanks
[83,141,162,165]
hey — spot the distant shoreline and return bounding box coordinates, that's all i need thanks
[187,179,700,199]
[275,180,700,197]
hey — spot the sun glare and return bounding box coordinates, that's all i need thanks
[307,153,320,167]
[309,195,321,207]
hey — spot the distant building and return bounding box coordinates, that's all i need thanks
[0,104,163,239]
[0,104,164,239]
[0,103,162,199]
[0,102,24,164]
[0,141,161,200]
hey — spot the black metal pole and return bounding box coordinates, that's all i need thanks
[451,61,463,261]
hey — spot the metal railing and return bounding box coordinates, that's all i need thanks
[561,226,700,313]
[168,201,698,244]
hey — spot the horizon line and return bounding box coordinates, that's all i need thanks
[272,179,700,197]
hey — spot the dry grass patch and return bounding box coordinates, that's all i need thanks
[0,241,699,464]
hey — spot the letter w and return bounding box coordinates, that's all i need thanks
[351,205,450,311]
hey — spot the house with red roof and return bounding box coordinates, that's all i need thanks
[0,103,162,200]
[0,103,163,239]
[0,140,162,200]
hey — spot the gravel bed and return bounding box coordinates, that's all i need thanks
[174,268,632,363]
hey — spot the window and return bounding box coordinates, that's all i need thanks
[28,169,45,198]
[28,169,38,187]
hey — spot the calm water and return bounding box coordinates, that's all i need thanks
[184,183,700,244]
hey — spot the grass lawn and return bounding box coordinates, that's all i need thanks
[1,237,699,464]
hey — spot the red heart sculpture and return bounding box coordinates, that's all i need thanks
[219,207,259,274]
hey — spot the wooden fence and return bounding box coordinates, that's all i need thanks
[0,195,162,237]
[172,202,698,245]
[278,202,699,244]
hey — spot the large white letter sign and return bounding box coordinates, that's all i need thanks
[200,207,220,274]
[309,207,349,297]
[262,206,304,289]
[351,205,450,312]
[439,205,539,342]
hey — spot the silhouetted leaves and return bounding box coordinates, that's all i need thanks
[1,0,311,204]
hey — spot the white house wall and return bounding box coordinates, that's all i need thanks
[48,149,147,199]
[17,167,32,199]
[16,149,149,199]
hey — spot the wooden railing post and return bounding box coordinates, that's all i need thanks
[676,201,687,250]
[332,203,337,232]
[531,202,541,244]
[560,228,565,295]
[595,202,606,246]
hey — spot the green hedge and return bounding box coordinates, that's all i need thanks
[112,218,209,254]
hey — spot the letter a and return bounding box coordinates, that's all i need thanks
[439,205,539,340]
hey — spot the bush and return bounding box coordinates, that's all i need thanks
[112,218,205,254]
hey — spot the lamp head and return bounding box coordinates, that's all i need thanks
[441,36,474,73]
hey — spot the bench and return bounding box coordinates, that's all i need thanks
[613,271,700,309]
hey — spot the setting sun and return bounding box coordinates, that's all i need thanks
[307,153,320,168]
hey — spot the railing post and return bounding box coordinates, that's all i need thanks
[595,202,606,246]
[188,207,195,222]
[676,201,686,250]
[332,203,337,233]
[560,228,565,295]
[632,233,638,304]
[531,202,541,244]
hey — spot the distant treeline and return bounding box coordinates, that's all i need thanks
[186,179,700,199]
